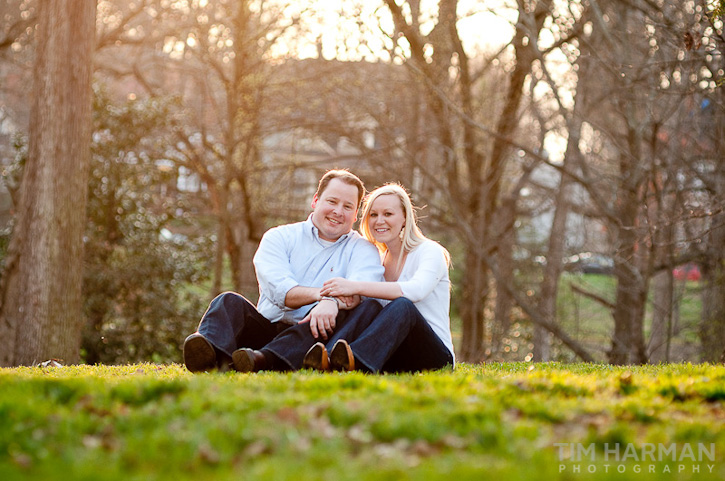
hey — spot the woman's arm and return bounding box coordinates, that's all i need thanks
[320,277,403,300]
[323,242,448,302]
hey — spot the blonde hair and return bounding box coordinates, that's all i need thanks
[360,183,450,267]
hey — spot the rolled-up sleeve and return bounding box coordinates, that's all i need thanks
[254,228,298,309]
[398,242,447,303]
[346,239,385,283]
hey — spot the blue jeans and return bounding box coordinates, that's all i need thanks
[262,298,383,370]
[196,292,291,363]
[345,297,453,373]
[196,291,384,370]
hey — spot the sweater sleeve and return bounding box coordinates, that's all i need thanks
[397,242,448,303]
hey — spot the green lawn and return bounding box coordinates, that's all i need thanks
[1,363,724,480]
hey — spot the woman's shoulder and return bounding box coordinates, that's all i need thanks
[414,238,445,252]
[411,238,449,260]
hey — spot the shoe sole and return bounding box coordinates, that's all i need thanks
[330,340,355,371]
[184,335,216,372]
[302,343,329,371]
[232,349,256,372]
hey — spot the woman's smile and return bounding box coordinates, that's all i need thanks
[368,194,405,245]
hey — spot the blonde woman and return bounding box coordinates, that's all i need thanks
[305,183,455,372]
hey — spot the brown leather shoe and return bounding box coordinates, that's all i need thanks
[302,342,330,371]
[232,348,268,372]
[329,340,355,371]
[183,333,217,372]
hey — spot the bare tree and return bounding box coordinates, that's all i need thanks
[0,0,96,366]
[379,0,597,361]
[93,0,311,298]
[563,0,723,363]
[696,3,725,361]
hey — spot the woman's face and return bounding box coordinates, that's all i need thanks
[367,194,405,246]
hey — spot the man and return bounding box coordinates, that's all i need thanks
[183,169,384,372]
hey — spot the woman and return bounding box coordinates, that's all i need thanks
[304,183,455,373]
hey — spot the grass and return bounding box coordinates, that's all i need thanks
[1,363,724,480]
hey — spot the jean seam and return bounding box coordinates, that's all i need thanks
[263,346,294,370]
[351,352,376,373]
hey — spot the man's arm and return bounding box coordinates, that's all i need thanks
[346,238,385,284]
[286,285,359,310]
[284,286,321,309]
[254,228,301,311]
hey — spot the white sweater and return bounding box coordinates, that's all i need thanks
[386,239,455,362]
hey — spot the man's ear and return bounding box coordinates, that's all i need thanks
[311,194,319,210]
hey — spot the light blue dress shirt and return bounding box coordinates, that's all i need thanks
[254,215,384,323]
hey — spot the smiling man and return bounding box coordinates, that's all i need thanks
[183,169,384,373]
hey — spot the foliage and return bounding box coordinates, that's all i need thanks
[0,363,723,480]
[0,133,26,268]
[82,84,212,365]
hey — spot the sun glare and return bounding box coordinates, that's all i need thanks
[266,0,518,63]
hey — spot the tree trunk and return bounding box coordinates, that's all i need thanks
[536,162,572,362]
[609,161,648,365]
[0,0,96,366]
[649,174,676,363]
[649,270,673,362]
[534,36,590,361]
[459,248,488,361]
[211,188,228,298]
[484,0,550,358]
[699,117,725,362]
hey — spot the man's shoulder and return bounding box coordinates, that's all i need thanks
[344,230,371,245]
[344,231,379,254]
[263,219,309,238]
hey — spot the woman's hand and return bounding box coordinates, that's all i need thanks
[321,277,357,297]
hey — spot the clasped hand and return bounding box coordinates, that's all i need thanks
[320,277,356,298]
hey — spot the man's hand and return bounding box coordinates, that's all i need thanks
[337,294,361,310]
[300,298,339,340]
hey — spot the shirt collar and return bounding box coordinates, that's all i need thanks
[305,214,350,244]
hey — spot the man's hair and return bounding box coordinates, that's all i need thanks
[315,169,366,207]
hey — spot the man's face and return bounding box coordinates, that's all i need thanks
[310,178,359,242]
